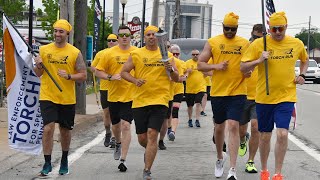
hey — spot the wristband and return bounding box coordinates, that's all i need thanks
[107,75,112,81]
[299,74,306,80]
[67,74,71,80]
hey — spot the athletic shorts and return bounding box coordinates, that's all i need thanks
[109,101,133,125]
[166,101,173,119]
[40,100,75,130]
[185,92,205,107]
[256,102,294,132]
[206,86,211,100]
[211,95,246,124]
[100,90,109,109]
[240,100,257,125]
[173,94,183,103]
[133,105,168,134]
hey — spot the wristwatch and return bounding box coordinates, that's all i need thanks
[67,74,71,80]
[169,67,175,73]
[107,75,112,81]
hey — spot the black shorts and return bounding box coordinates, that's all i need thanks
[240,100,257,125]
[211,95,246,124]
[173,94,183,103]
[133,105,168,134]
[166,101,173,119]
[206,86,211,100]
[185,92,205,107]
[40,100,75,130]
[109,101,133,125]
[100,90,109,109]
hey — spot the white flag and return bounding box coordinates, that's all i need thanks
[3,14,43,155]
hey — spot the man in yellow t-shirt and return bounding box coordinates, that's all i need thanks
[185,49,207,128]
[34,19,87,176]
[95,26,137,172]
[200,58,214,117]
[240,12,308,180]
[121,26,179,180]
[198,12,250,179]
[91,33,118,148]
[238,24,263,174]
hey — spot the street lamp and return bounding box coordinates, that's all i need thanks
[120,0,127,26]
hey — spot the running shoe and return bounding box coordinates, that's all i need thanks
[114,143,121,160]
[245,160,257,173]
[118,159,128,172]
[227,167,237,180]
[238,132,250,156]
[214,152,227,178]
[261,170,270,180]
[158,140,167,150]
[272,174,283,180]
[104,132,112,147]
[188,119,193,127]
[195,120,201,127]
[167,127,172,136]
[168,131,175,141]
[39,162,52,176]
[58,160,69,175]
[143,169,152,180]
[109,137,116,148]
[200,111,207,116]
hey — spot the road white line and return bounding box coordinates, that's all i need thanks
[288,132,320,163]
[297,88,320,96]
[50,131,105,178]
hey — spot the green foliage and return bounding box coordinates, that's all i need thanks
[41,0,59,41]
[37,8,43,17]
[295,28,320,50]
[87,0,113,50]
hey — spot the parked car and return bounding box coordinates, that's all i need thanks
[295,59,320,84]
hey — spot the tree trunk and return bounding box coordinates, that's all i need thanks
[74,0,88,114]
[59,0,74,44]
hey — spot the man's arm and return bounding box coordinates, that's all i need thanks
[71,52,87,82]
[240,51,269,73]
[198,42,228,72]
[121,55,145,87]
[33,56,44,77]
[295,58,309,85]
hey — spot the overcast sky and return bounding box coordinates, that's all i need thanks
[32,0,320,39]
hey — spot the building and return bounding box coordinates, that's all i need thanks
[158,0,213,39]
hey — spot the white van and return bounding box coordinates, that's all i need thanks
[295,59,320,84]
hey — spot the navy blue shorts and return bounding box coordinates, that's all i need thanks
[211,95,246,124]
[256,102,294,132]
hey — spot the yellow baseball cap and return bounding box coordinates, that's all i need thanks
[107,34,118,40]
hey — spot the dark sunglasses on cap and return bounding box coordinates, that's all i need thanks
[192,53,199,56]
[270,26,285,33]
[173,53,180,56]
[107,39,117,42]
[223,26,237,32]
[118,33,131,37]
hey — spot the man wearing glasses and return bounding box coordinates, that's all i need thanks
[185,49,207,128]
[91,34,118,149]
[121,26,179,180]
[240,12,308,180]
[95,26,137,172]
[198,12,250,180]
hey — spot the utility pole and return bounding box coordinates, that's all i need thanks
[74,0,88,114]
[140,0,146,47]
[102,0,106,49]
[112,0,119,34]
[172,0,181,39]
[28,0,33,47]
[151,0,159,26]
[59,0,74,44]
[307,16,311,59]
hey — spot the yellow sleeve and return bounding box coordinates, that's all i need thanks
[241,41,260,63]
[91,51,103,67]
[95,51,109,72]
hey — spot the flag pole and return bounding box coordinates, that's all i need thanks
[261,0,270,95]
[3,14,62,92]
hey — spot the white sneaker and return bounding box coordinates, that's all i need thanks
[215,152,227,177]
[227,167,237,180]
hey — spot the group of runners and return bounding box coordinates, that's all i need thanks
[34,10,308,180]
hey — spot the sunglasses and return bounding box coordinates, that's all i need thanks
[173,53,180,56]
[192,54,199,56]
[118,33,131,37]
[224,26,237,32]
[107,39,117,42]
[270,26,285,33]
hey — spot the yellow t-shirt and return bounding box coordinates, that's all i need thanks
[185,59,206,94]
[131,47,172,108]
[241,35,308,104]
[92,49,109,91]
[39,43,80,104]
[96,46,138,103]
[208,35,250,96]
[173,59,186,95]
[246,67,258,100]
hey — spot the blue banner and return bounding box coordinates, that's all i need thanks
[93,0,101,57]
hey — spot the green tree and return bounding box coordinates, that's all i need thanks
[87,0,113,50]
[295,28,320,50]
[41,0,59,41]
[36,8,43,17]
